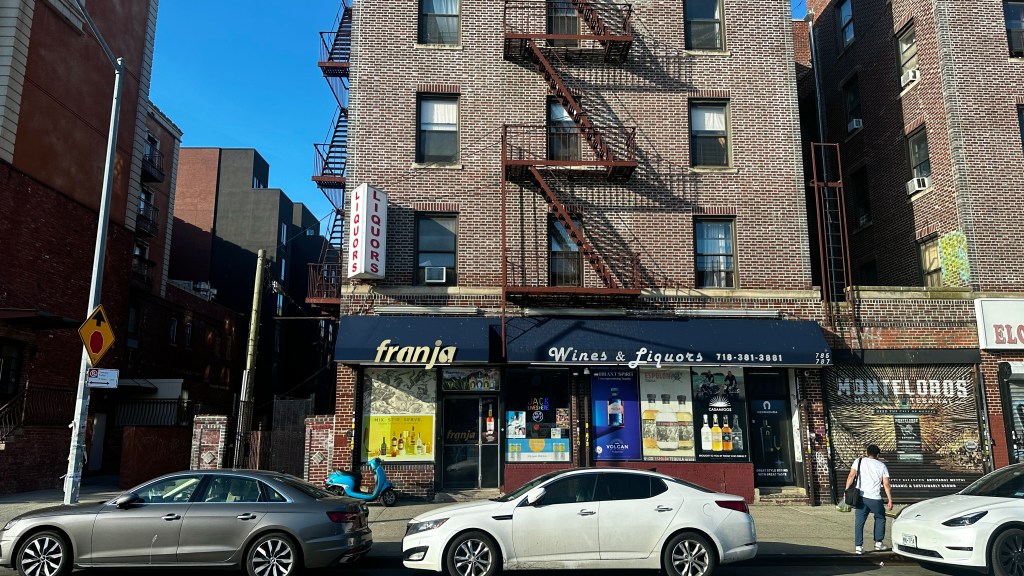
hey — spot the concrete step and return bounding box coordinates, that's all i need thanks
[752,486,809,505]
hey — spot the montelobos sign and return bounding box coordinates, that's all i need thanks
[348,183,387,279]
[975,298,1024,349]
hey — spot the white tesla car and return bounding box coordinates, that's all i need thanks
[893,462,1024,575]
[402,468,756,576]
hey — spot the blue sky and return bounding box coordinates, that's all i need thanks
[151,1,807,224]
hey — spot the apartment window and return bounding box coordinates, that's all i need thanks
[690,102,729,167]
[280,257,287,281]
[144,132,159,157]
[276,293,285,316]
[548,0,579,48]
[695,219,735,288]
[279,222,287,245]
[843,76,862,132]
[549,216,582,287]
[1006,1,1024,57]
[416,214,457,285]
[685,0,724,50]
[127,307,140,334]
[855,260,878,286]
[184,323,193,349]
[548,100,580,161]
[169,318,179,345]
[907,128,932,180]
[897,24,918,82]
[837,0,854,48]
[0,339,24,398]
[417,96,459,164]
[919,236,942,287]
[1018,106,1024,150]
[420,0,459,44]
[139,187,153,219]
[849,167,871,227]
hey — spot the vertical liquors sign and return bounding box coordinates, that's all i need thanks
[824,365,985,499]
[348,183,387,279]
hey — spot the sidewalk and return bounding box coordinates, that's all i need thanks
[0,480,905,566]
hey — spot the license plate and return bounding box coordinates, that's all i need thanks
[902,534,917,547]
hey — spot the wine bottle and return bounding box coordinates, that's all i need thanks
[656,394,679,450]
[416,432,424,455]
[391,434,398,457]
[380,436,387,457]
[700,414,712,451]
[731,415,744,451]
[711,414,723,452]
[398,432,405,453]
[722,414,732,451]
[608,387,624,427]
[642,394,659,449]
[675,395,694,451]
[486,406,495,439]
[408,426,416,455]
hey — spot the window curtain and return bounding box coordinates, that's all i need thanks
[424,0,459,43]
[696,221,733,287]
[421,99,458,131]
[691,106,726,133]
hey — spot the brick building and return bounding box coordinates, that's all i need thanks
[307,0,844,503]
[797,0,1024,503]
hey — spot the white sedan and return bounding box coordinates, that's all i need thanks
[402,468,757,576]
[893,462,1024,576]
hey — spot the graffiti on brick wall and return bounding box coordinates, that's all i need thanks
[939,230,971,287]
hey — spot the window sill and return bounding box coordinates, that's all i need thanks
[411,162,463,170]
[415,43,463,50]
[844,126,864,142]
[907,185,934,202]
[684,49,731,57]
[838,39,856,58]
[689,167,738,174]
[898,78,920,98]
[1009,56,1024,63]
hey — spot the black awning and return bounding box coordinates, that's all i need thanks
[505,317,832,367]
[0,308,81,329]
[335,315,500,365]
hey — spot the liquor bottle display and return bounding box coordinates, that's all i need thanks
[397,432,405,453]
[700,414,712,451]
[642,394,659,449]
[486,406,495,442]
[415,433,424,455]
[711,414,723,451]
[675,395,694,450]
[722,415,733,451]
[608,387,624,427]
[380,436,387,457]
[391,434,398,457]
[656,394,679,450]
[408,426,416,455]
[731,415,744,451]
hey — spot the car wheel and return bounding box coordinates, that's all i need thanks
[663,531,717,576]
[380,488,397,507]
[16,530,71,576]
[991,528,1024,576]
[446,531,500,576]
[246,532,300,576]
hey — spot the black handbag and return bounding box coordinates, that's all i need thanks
[844,458,862,507]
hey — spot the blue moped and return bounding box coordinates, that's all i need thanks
[325,456,398,506]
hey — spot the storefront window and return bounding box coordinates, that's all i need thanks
[504,368,570,462]
[361,368,436,463]
[591,369,642,461]
[441,368,500,391]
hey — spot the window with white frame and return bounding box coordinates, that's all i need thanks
[695,218,736,288]
[417,96,459,164]
[420,0,459,44]
[690,102,729,167]
[1006,1,1024,57]
[416,214,457,285]
[837,0,854,49]
[919,236,942,287]
[897,24,918,84]
[907,128,931,180]
[549,216,582,287]
[685,0,724,50]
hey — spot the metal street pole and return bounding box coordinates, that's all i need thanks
[234,249,267,468]
[64,0,124,505]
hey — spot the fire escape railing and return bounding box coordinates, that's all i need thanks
[503,0,633,63]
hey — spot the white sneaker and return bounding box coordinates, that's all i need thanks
[855,546,863,555]
[875,542,888,551]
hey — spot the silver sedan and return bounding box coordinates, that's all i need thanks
[0,469,372,576]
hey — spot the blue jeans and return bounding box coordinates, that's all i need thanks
[854,497,886,547]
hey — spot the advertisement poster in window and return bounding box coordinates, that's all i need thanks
[361,368,435,462]
[691,367,749,462]
[824,365,985,499]
[591,369,641,461]
[750,399,791,482]
[639,368,696,461]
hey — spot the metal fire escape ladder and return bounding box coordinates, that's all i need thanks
[569,0,633,62]
[810,142,852,322]
[529,166,620,289]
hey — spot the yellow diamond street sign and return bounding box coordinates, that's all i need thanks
[78,305,115,366]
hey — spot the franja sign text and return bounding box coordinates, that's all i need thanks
[374,339,457,369]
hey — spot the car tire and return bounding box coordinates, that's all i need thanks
[663,531,717,576]
[246,532,301,576]
[380,488,397,507]
[445,531,500,576]
[16,530,71,576]
[990,527,1024,576]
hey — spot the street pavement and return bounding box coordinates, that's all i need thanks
[0,477,913,575]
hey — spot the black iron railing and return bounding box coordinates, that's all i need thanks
[136,203,160,237]
[142,149,165,182]
[0,386,76,441]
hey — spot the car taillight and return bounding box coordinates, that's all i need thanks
[716,500,749,514]
[327,511,362,523]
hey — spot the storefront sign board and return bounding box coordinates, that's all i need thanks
[347,183,387,279]
[975,298,1024,349]
[591,369,642,460]
[506,438,570,462]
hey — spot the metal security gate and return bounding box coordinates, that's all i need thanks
[247,396,313,476]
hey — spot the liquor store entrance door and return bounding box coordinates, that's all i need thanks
[746,369,802,488]
[441,395,499,489]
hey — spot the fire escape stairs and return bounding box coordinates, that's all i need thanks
[569,0,632,62]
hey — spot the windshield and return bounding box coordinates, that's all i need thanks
[960,465,1024,498]
[492,470,566,502]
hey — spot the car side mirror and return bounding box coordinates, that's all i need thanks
[525,487,546,506]
[114,493,142,509]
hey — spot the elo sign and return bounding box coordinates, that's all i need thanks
[348,183,387,279]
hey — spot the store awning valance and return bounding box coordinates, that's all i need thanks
[505,317,832,367]
[335,315,500,365]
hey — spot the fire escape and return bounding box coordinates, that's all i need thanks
[501,0,640,307]
[308,0,351,306]
[809,142,852,323]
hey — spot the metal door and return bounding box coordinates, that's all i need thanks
[441,395,499,489]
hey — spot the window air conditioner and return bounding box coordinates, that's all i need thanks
[900,68,920,87]
[847,118,863,132]
[905,176,932,195]
[424,266,447,283]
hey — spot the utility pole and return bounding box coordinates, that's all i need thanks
[234,249,267,468]
[64,0,124,505]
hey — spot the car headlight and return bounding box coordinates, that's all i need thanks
[942,511,988,527]
[2,518,19,532]
[406,518,448,536]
